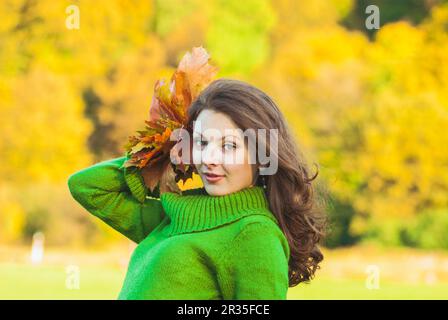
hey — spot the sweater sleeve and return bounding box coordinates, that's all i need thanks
[67,154,166,244]
[217,221,290,300]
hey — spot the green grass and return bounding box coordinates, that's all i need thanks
[287,277,448,300]
[1,262,447,299]
[0,263,125,299]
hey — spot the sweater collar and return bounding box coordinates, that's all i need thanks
[160,186,278,235]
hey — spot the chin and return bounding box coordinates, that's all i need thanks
[203,184,230,196]
[204,182,250,196]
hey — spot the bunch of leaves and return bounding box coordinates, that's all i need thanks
[123,46,219,193]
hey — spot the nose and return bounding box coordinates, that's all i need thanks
[201,143,223,165]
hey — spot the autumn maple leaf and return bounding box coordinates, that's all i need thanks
[123,46,219,194]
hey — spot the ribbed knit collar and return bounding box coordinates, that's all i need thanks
[160,186,277,235]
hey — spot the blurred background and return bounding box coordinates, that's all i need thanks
[1,0,448,299]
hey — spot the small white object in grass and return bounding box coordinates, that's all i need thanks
[30,231,45,265]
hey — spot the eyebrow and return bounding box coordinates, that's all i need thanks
[193,132,240,141]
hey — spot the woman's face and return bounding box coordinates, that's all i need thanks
[192,109,257,196]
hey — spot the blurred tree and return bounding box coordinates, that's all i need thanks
[1,0,447,248]
[151,0,276,75]
[0,197,25,243]
[257,1,448,248]
[0,67,92,184]
[254,0,368,247]
[153,0,207,68]
[342,0,448,38]
[204,0,276,75]
[345,10,448,245]
[87,39,166,160]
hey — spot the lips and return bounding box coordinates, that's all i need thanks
[203,172,224,177]
[203,172,225,183]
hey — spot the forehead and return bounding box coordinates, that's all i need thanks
[193,109,241,138]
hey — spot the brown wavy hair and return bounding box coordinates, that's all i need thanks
[186,78,328,287]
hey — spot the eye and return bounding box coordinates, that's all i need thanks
[223,142,237,151]
[193,138,206,148]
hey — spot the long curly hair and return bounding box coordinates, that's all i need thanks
[186,78,328,287]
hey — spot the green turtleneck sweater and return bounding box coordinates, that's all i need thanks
[67,155,290,300]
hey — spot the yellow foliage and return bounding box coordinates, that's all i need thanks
[1,0,447,247]
[0,200,25,243]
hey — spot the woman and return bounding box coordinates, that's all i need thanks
[68,78,327,300]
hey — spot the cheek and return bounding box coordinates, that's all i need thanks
[223,148,253,180]
[225,163,253,182]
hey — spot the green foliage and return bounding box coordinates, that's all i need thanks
[324,198,359,248]
[205,0,276,75]
[342,0,447,38]
[256,2,448,249]
[401,209,448,249]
